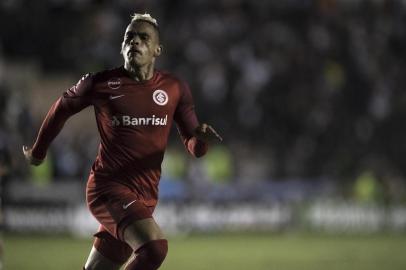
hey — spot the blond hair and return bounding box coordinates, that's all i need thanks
[131,13,158,28]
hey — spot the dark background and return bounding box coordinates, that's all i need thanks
[1,0,406,204]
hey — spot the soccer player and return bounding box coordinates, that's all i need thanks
[23,13,222,270]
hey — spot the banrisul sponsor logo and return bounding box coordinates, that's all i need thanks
[112,115,168,126]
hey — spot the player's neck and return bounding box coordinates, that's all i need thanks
[124,62,154,82]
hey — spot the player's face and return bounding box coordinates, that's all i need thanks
[121,21,162,68]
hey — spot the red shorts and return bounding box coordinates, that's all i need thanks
[86,175,156,264]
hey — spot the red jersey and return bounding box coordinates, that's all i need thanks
[32,66,208,206]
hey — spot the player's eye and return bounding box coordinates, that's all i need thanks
[125,34,132,41]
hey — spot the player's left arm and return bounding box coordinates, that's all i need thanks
[174,81,222,158]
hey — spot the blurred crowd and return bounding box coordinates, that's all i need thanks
[1,0,406,202]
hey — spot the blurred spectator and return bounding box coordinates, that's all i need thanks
[0,0,406,203]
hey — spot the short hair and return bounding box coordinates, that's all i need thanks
[130,13,159,33]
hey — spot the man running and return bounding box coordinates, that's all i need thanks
[23,13,222,270]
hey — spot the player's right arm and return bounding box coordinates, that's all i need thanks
[23,74,93,166]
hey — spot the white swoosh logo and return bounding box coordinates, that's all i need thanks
[109,94,125,100]
[122,200,137,209]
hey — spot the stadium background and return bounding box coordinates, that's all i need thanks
[1,0,406,269]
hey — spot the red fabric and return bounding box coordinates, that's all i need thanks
[32,74,92,160]
[31,98,74,160]
[86,174,155,241]
[125,240,168,270]
[31,66,207,206]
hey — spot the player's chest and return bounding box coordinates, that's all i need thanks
[95,82,179,116]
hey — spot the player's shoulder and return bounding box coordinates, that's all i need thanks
[74,72,93,86]
[155,70,188,89]
[90,66,124,83]
[74,66,125,94]
[66,72,94,97]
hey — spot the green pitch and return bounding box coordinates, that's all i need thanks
[4,232,406,270]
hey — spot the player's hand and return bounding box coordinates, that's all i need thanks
[194,123,223,143]
[22,145,44,166]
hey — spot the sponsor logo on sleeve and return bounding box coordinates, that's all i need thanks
[152,89,168,106]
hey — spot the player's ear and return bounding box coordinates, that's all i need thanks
[154,44,163,57]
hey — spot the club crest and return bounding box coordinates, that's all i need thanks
[152,89,168,106]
